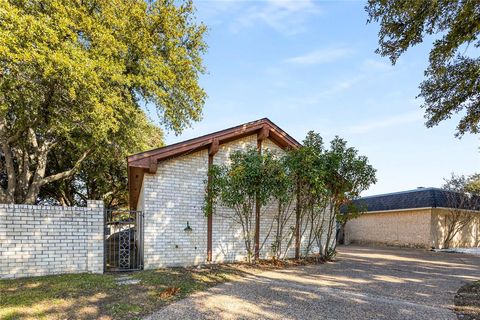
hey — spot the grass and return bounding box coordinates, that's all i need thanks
[0,265,247,320]
[0,258,323,319]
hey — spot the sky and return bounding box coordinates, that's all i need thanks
[159,0,480,196]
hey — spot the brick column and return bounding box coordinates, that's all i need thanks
[87,200,104,274]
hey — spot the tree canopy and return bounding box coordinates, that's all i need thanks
[39,110,164,208]
[207,133,376,262]
[207,147,280,262]
[366,0,480,137]
[0,0,206,204]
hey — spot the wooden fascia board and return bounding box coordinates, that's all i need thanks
[127,119,302,210]
[128,126,298,171]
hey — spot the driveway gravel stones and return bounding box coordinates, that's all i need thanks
[145,246,480,320]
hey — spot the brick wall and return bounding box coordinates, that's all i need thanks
[260,138,296,259]
[0,200,104,279]
[142,149,209,268]
[211,134,258,263]
[141,135,335,268]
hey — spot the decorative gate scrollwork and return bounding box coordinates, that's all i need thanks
[104,209,143,271]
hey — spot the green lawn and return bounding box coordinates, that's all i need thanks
[0,265,247,320]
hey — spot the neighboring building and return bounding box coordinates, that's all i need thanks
[344,188,480,249]
[127,118,331,268]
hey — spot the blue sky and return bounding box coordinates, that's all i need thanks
[160,0,479,196]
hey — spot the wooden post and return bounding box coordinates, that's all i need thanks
[207,155,213,262]
[207,139,219,262]
[255,138,262,261]
[295,182,301,259]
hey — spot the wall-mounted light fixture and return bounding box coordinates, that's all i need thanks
[184,221,192,232]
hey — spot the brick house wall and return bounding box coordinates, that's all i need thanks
[139,133,333,268]
[0,200,104,279]
[141,149,209,268]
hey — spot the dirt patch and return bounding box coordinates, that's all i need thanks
[455,281,480,320]
[228,256,328,273]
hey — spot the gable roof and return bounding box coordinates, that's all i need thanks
[127,118,301,209]
[347,187,480,212]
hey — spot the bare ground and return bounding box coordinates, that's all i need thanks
[146,246,480,320]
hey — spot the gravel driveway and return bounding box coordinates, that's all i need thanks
[145,246,480,320]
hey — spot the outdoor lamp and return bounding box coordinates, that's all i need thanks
[184,221,193,232]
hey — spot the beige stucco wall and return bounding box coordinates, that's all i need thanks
[431,208,480,249]
[345,208,480,249]
[345,208,433,248]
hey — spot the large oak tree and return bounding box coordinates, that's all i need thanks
[366,0,480,137]
[0,0,206,204]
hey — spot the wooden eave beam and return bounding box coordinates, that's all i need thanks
[149,157,157,174]
[257,125,270,142]
[209,138,219,156]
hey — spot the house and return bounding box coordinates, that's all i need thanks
[344,188,480,249]
[127,118,327,268]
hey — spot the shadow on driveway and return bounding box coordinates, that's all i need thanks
[145,245,480,320]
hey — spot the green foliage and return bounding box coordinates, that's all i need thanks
[337,202,367,226]
[285,132,377,259]
[206,147,281,262]
[366,0,480,137]
[466,174,480,194]
[208,148,279,214]
[0,0,206,203]
[324,136,377,211]
[441,173,480,248]
[39,111,164,208]
[206,133,377,262]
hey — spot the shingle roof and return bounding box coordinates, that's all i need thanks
[347,187,480,212]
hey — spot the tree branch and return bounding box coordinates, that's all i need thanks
[38,149,91,187]
[0,118,16,201]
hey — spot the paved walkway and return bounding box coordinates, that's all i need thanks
[145,246,480,320]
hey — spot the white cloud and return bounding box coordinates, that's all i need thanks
[318,75,364,96]
[285,46,354,65]
[348,111,424,134]
[362,58,392,71]
[230,0,321,35]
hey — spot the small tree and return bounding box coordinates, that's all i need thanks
[207,147,278,263]
[269,156,296,260]
[284,132,376,261]
[441,174,480,248]
[320,137,377,259]
[284,131,328,259]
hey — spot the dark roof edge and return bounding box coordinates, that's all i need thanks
[360,187,443,200]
